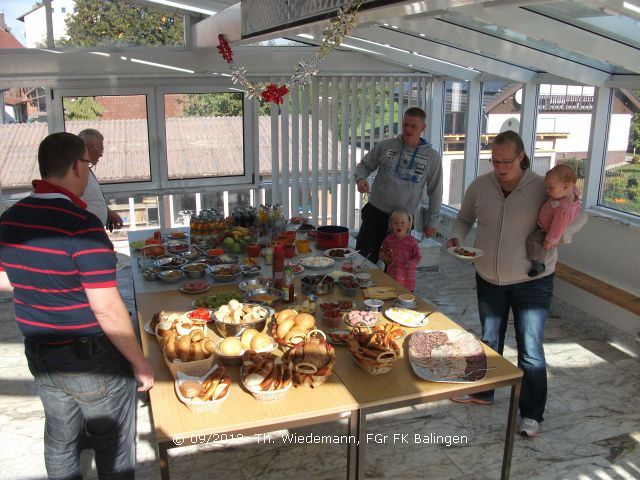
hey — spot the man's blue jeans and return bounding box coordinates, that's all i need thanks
[25,336,137,480]
[474,273,554,422]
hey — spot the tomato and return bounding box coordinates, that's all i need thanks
[187,308,211,321]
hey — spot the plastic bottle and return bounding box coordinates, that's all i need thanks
[282,265,294,303]
[272,244,285,290]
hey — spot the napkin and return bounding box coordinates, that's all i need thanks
[363,286,397,299]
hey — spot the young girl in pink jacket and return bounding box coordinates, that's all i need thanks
[379,210,421,291]
[527,164,581,277]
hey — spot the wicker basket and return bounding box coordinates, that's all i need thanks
[163,351,216,379]
[283,330,336,388]
[241,362,293,401]
[174,367,230,414]
[346,327,400,375]
[270,320,308,351]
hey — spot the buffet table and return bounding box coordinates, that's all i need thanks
[130,230,522,480]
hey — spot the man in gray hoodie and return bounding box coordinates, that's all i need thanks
[354,107,442,263]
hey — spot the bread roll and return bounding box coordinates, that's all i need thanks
[276,309,297,325]
[289,325,307,334]
[294,313,315,329]
[241,328,259,351]
[276,318,295,338]
[244,372,266,387]
[179,380,204,399]
[190,329,205,342]
[177,335,192,362]
[219,337,242,356]
[201,338,216,356]
[191,341,205,360]
[164,333,178,361]
[284,329,306,344]
[250,332,272,350]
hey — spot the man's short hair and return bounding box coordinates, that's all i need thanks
[38,132,86,179]
[404,106,427,122]
[77,128,104,144]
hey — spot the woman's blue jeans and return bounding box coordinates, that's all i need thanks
[474,273,554,422]
[25,336,137,480]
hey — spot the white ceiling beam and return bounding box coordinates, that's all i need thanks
[392,17,611,85]
[356,25,536,83]
[0,47,406,84]
[341,35,477,80]
[191,3,241,48]
[458,4,640,74]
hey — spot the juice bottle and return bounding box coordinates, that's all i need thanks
[272,244,285,290]
[282,266,294,303]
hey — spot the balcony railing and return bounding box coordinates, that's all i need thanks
[538,94,594,112]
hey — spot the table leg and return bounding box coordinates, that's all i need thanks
[346,409,362,480]
[159,442,170,480]
[501,382,521,480]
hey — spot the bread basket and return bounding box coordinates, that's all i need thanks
[241,351,293,401]
[346,326,400,375]
[175,366,231,414]
[283,330,336,388]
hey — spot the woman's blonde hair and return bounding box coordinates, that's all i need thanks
[388,209,413,234]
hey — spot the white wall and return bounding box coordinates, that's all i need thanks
[556,212,639,336]
[23,0,75,48]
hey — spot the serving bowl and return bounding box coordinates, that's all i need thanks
[207,264,242,283]
[181,262,208,279]
[238,277,274,292]
[241,265,263,278]
[214,303,274,337]
[155,255,188,268]
[141,266,167,281]
[166,242,190,254]
[156,269,185,283]
[243,287,284,307]
[301,274,335,295]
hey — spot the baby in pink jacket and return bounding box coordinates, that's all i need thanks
[379,210,421,291]
[527,164,581,277]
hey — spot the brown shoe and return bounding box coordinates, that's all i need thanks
[450,394,494,405]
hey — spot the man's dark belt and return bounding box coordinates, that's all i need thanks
[26,334,109,359]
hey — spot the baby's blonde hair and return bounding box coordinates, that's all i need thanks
[388,209,413,234]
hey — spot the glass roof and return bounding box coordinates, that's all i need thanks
[527,1,640,50]
[440,13,635,75]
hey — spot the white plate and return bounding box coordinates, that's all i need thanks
[447,246,484,260]
[179,285,211,294]
[143,320,155,335]
[327,330,350,345]
[409,361,485,383]
[384,307,429,328]
[327,270,354,281]
[408,330,488,382]
[285,263,305,275]
[299,256,336,269]
[392,299,418,309]
[323,248,357,260]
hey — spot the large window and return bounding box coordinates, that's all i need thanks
[0,85,49,208]
[63,94,152,184]
[163,92,246,180]
[442,80,469,209]
[600,88,640,217]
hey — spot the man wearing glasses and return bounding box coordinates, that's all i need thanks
[78,129,124,231]
[0,132,153,478]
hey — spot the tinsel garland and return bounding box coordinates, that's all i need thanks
[217,0,365,104]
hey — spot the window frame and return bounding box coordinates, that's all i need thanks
[51,83,257,196]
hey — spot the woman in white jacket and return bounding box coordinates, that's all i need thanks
[447,130,553,437]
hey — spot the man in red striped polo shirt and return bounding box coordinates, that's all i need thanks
[0,132,153,479]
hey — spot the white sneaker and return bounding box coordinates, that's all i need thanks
[519,417,539,437]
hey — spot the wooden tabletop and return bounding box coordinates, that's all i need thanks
[136,289,358,444]
[135,259,521,444]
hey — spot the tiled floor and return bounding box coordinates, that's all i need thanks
[1,247,639,479]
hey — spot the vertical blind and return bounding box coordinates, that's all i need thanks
[260,75,430,228]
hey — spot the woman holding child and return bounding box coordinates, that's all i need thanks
[447,130,559,437]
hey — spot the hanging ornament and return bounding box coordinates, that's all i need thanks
[216,0,365,104]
